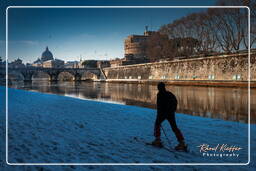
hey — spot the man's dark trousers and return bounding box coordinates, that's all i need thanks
[154,112,184,142]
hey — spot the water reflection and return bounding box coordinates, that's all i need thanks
[9,81,255,124]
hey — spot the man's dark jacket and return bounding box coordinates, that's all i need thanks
[157,90,177,114]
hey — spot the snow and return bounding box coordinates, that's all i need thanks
[0,86,255,170]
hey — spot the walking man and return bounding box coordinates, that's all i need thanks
[152,82,187,151]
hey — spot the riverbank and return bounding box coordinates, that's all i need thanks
[104,79,255,88]
[0,86,255,170]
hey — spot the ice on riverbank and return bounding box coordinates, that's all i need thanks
[0,86,255,170]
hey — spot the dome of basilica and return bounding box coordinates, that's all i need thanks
[41,46,53,62]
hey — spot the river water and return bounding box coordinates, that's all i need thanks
[7,81,256,123]
[8,81,255,124]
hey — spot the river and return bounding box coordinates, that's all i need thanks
[8,81,255,124]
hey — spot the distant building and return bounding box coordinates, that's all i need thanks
[110,27,154,67]
[41,46,54,62]
[9,58,25,68]
[109,58,126,67]
[32,46,64,68]
[124,27,154,59]
[78,59,85,68]
[42,59,64,68]
[0,57,4,68]
[26,63,32,67]
[64,61,80,68]
[97,60,110,68]
[32,58,43,67]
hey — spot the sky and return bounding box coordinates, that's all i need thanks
[0,0,217,63]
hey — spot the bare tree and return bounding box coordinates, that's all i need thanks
[185,12,217,54]
[160,12,216,55]
[146,0,254,62]
[215,0,256,50]
[146,33,170,62]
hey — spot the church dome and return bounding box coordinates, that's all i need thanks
[41,46,53,62]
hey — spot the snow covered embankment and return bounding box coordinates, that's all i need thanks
[0,86,255,170]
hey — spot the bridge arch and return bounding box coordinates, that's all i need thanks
[81,71,98,81]
[4,68,101,82]
[32,71,50,81]
[8,70,24,81]
[58,71,75,81]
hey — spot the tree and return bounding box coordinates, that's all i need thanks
[81,60,97,68]
[146,33,170,62]
[214,0,256,50]
[146,33,200,61]
[185,12,217,54]
[146,0,254,61]
[159,12,216,55]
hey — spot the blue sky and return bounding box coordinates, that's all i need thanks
[0,0,217,63]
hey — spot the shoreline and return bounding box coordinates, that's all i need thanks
[3,79,256,88]
[103,79,255,88]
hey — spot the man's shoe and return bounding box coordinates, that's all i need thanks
[175,142,187,151]
[151,139,163,147]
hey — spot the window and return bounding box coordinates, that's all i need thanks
[233,74,241,80]
[192,75,197,79]
[208,75,215,80]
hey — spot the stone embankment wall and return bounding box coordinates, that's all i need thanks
[103,53,255,85]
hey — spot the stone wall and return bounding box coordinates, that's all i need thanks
[103,52,256,82]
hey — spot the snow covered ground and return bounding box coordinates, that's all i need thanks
[0,86,255,170]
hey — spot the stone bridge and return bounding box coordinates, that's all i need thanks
[0,67,104,82]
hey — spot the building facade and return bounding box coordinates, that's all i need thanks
[9,58,25,68]
[32,46,64,68]
[110,27,155,67]
[42,59,64,68]
[124,27,155,59]
[97,60,110,68]
[64,61,81,68]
